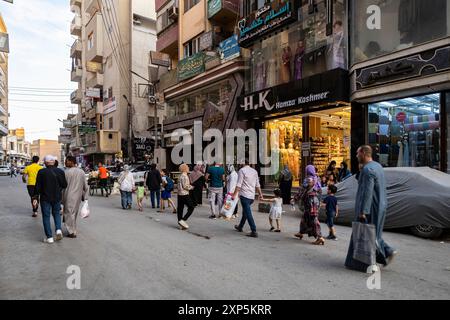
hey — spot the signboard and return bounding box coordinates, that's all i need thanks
[150,51,171,68]
[208,0,222,18]
[133,137,154,161]
[103,96,117,115]
[79,123,97,134]
[177,52,205,82]
[58,136,72,144]
[60,128,72,136]
[86,87,101,98]
[301,142,311,151]
[199,31,214,51]
[238,0,297,48]
[219,35,240,63]
[0,32,9,53]
[63,120,76,128]
[86,61,103,73]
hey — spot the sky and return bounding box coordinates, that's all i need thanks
[0,0,77,142]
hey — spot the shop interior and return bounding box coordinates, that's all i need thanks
[368,93,441,170]
[264,106,351,186]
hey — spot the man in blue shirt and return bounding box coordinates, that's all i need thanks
[205,162,225,219]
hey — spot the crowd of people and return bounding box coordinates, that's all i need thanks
[17,144,397,273]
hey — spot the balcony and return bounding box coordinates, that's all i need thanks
[71,89,82,104]
[85,0,101,16]
[98,130,121,154]
[70,15,82,37]
[0,103,6,117]
[156,22,178,55]
[86,13,103,63]
[71,67,82,82]
[70,0,82,11]
[86,71,104,88]
[0,81,6,98]
[70,39,82,58]
[0,122,8,136]
[207,0,239,22]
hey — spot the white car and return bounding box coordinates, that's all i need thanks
[0,166,10,176]
[130,164,151,185]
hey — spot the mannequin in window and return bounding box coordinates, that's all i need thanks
[294,40,305,80]
[280,143,289,169]
[267,50,278,87]
[280,45,292,84]
[254,51,266,91]
[327,21,345,70]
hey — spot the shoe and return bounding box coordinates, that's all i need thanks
[209,215,217,220]
[313,237,325,245]
[386,251,398,266]
[326,235,333,240]
[270,227,275,232]
[44,237,54,244]
[178,220,189,230]
[172,210,177,214]
[67,234,77,239]
[56,230,63,241]
[274,229,281,233]
[234,225,243,232]
[246,232,258,238]
[32,213,38,218]
[294,233,303,240]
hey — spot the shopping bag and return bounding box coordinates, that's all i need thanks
[352,222,376,266]
[220,193,238,219]
[111,182,120,195]
[80,201,90,219]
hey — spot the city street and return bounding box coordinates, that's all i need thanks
[1,176,449,300]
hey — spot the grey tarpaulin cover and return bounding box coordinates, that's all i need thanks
[328,167,450,229]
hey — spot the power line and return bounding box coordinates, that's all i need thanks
[9,99,71,103]
[9,86,73,91]
[9,93,72,97]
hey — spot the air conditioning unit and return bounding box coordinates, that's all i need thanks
[168,6,178,20]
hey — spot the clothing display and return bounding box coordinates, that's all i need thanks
[294,43,305,80]
[254,58,266,91]
[280,46,292,84]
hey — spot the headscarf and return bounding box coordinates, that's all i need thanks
[304,165,321,191]
[227,164,235,174]
[281,165,292,181]
[189,164,203,183]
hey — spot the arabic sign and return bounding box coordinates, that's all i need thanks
[208,0,222,19]
[0,32,9,53]
[238,0,297,48]
[150,51,171,68]
[60,128,72,136]
[200,31,214,51]
[86,61,102,73]
[103,96,117,115]
[219,35,240,63]
[177,52,205,82]
[58,136,72,144]
[79,124,97,134]
[133,137,154,161]
[86,87,101,98]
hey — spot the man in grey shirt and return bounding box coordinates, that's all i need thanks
[232,160,264,238]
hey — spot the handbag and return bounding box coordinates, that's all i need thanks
[352,221,376,266]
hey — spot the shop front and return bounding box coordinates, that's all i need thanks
[238,68,350,186]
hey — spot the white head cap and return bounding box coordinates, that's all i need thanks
[44,155,56,163]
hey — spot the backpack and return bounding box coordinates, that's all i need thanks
[165,177,174,192]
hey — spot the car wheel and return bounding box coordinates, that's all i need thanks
[410,225,443,239]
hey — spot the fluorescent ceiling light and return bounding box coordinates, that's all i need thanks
[404,98,421,104]
[379,102,396,107]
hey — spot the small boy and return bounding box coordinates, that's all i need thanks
[322,184,339,240]
[136,185,146,212]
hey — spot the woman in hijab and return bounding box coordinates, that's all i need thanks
[338,161,352,182]
[304,164,322,192]
[189,164,205,206]
[279,165,293,205]
[226,164,239,219]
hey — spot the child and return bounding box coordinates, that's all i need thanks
[136,185,146,212]
[269,189,283,232]
[320,175,328,188]
[327,174,335,186]
[159,169,177,214]
[322,184,339,240]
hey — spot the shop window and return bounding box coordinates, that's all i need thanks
[244,0,348,93]
[351,0,450,65]
[368,94,441,170]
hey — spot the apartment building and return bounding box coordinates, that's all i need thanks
[69,0,157,166]
[31,139,61,164]
[156,0,245,171]
[0,13,9,165]
[7,128,31,166]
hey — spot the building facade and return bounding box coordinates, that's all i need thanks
[0,13,9,165]
[69,0,157,166]
[7,128,31,166]
[31,140,62,164]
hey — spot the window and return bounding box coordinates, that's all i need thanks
[351,0,450,65]
[109,117,113,129]
[87,32,94,50]
[184,0,200,13]
[183,37,201,58]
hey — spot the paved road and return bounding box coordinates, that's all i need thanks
[1,176,449,300]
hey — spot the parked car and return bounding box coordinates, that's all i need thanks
[18,166,26,174]
[0,166,9,176]
[319,167,450,239]
[131,164,152,185]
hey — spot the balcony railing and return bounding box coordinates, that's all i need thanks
[71,89,82,104]
[86,72,104,88]
[0,122,8,136]
[70,15,82,37]
[71,67,82,82]
[70,39,82,58]
[208,0,239,21]
[0,103,7,117]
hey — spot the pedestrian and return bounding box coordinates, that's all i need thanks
[269,189,283,232]
[293,177,325,245]
[232,159,264,238]
[136,185,146,212]
[177,164,195,230]
[327,173,336,186]
[337,161,352,182]
[62,156,89,238]
[98,162,109,197]
[33,155,68,244]
[118,165,135,210]
[278,165,293,205]
[322,184,339,240]
[189,164,205,206]
[326,160,337,182]
[320,175,328,188]
[305,164,322,192]
[146,164,162,209]
[10,164,17,178]
[345,145,397,271]
[226,164,239,219]
[23,156,43,217]
[205,162,225,219]
[159,169,177,214]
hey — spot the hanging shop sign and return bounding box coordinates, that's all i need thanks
[150,51,171,68]
[78,123,97,134]
[218,35,240,63]
[207,0,222,18]
[86,61,103,73]
[177,52,205,82]
[103,96,117,115]
[86,87,101,99]
[200,31,214,51]
[63,119,76,128]
[238,69,349,120]
[58,136,72,144]
[238,0,297,48]
[60,128,72,136]
[133,137,154,161]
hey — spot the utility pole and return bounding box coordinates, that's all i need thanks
[123,95,133,163]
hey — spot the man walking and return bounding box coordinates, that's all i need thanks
[146,164,162,209]
[23,156,43,217]
[10,164,17,178]
[345,145,397,271]
[33,155,68,244]
[62,156,89,238]
[205,162,225,219]
[232,160,264,238]
[98,162,109,197]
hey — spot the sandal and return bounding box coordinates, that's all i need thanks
[294,233,303,240]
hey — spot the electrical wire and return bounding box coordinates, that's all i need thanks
[9,93,72,97]
[108,0,130,74]
[9,87,73,91]
[9,99,71,103]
